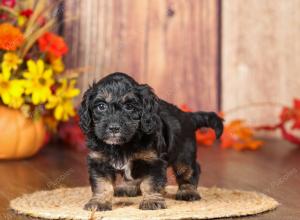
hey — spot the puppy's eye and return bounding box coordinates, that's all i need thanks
[96,102,108,112]
[124,103,134,111]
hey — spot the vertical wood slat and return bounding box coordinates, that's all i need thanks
[222,0,300,125]
[64,0,220,111]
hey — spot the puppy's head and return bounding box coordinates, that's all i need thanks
[79,72,160,146]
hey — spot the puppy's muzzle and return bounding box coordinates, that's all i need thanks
[108,123,121,134]
[104,123,125,145]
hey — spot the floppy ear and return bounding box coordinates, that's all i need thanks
[137,84,160,134]
[137,84,165,150]
[78,83,96,135]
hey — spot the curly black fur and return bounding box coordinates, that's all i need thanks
[79,72,224,211]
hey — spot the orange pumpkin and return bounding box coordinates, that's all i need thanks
[0,106,46,159]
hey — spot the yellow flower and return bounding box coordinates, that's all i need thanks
[23,59,54,105]
[50,99,75,121]
[17,15,27,27]
[2,52,22,70]
[0,65,24,108]
[46,79,80,121]
[7,95,24,108]
[50,57,64,73]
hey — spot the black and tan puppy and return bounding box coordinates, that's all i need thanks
[79,72,223,211]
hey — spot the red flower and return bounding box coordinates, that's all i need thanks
[0,0,15,19]
[20,9,33,18]
[20,9,45,26]
[38,32,68,58]
[1,0,15,8]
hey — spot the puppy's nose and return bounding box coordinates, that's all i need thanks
[108,123,121,133]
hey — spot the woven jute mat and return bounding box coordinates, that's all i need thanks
[10,186,278,220]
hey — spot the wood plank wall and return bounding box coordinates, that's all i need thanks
[64,0,220,111]
[222,0,300,126]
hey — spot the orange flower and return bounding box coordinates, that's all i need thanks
[38,32,68,58]
[0,23,24,51]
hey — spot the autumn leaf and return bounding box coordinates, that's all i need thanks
[180,104,215,146]
[180,104,192,113]
[221,120,263,151]
[278,99,300,145]
[180,104,263,150]
[196,129,216,146]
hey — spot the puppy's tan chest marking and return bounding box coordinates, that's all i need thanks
[110,157,128,170]
[110,157,133,181]
[133,150,157,161]
[89,151,106,161]
[89,150,158,181]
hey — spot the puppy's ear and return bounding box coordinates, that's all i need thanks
[137,84,160,135]
[78,83,96,135]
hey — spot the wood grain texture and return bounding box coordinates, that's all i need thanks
[64,0,220,110]
[222,0,300,125]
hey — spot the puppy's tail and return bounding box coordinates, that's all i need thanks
[191,111,224,139]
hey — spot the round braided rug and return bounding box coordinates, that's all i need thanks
[10,186,278,220]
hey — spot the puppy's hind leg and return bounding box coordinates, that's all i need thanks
[173,161,201,201]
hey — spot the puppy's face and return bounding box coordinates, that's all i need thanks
[91,89,141,145]
[79,73,160,147]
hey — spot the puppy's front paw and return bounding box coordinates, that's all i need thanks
[139,196,166,210]
[84,199,112,211]
[114,185,141,197]
[175,189,201,201]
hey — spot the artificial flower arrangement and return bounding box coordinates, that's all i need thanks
[0,0,80,158]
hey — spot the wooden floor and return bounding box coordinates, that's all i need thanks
[0,139,299,220]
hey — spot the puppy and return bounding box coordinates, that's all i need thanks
[79,72,223,211]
